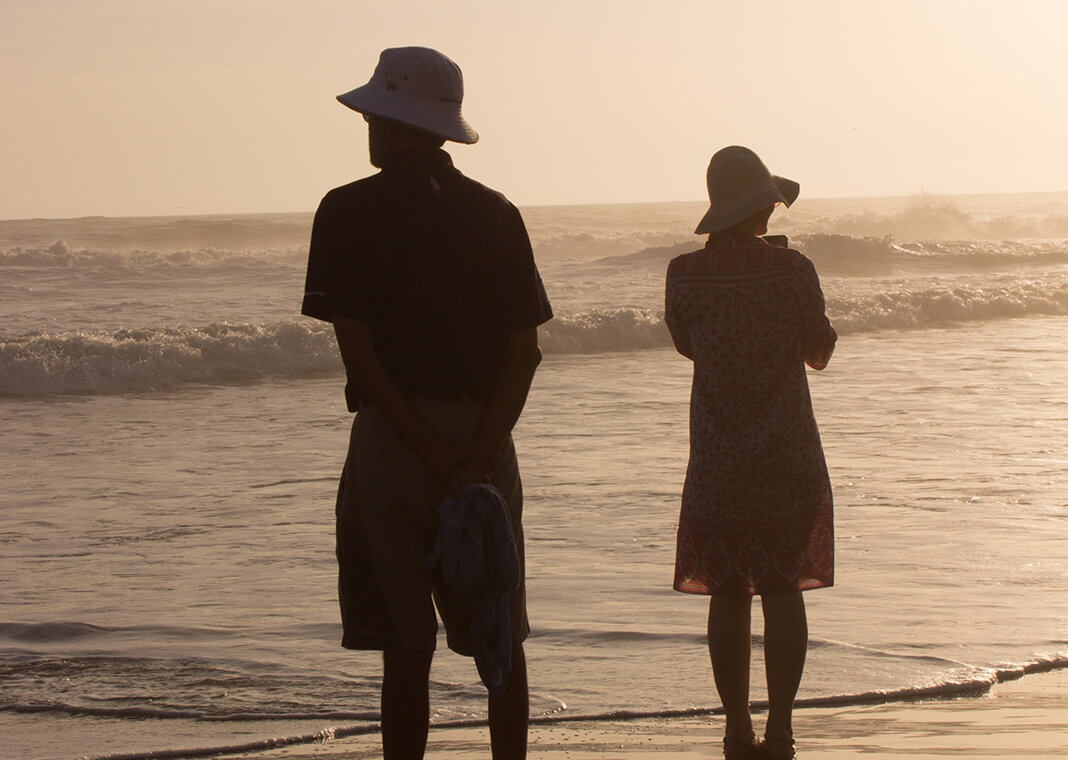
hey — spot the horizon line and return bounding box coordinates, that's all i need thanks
[2,188,1068,225]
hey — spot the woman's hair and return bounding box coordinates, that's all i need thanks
[722,205,775,236]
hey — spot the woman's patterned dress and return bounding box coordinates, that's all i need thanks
[665,234,837,596]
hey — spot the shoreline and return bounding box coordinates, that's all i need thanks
[222,666,1067,760]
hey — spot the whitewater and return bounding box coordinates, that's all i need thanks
[1,192,1066,760]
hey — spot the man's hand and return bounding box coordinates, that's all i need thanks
[421,440,470,486]
[445,449,498,497]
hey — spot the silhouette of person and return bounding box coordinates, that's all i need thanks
[301,47,552,759]
[664,146,836,760]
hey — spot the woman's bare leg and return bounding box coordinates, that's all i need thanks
[707,595,754,740]
[760,591,807,744]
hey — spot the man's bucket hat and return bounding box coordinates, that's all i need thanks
[337,46,479,144]
[695,146,799,234]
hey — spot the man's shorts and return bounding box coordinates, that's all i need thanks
[335,399,530,654]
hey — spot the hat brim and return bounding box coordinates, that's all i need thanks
[337,85,479,144]
[694,175,800,235]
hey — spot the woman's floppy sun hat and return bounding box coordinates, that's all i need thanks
[337,46,479,144]
[695,146,799,234]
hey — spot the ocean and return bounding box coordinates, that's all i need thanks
[1,192,1066,760]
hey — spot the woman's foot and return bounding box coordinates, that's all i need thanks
[723,731,761,760]
[757,734,796,760]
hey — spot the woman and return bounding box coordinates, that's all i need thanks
[665,146,836,760]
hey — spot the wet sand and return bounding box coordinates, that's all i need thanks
[232,667,1066,759]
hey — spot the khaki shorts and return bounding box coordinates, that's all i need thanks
[335,399,529,654]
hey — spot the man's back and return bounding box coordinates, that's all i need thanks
[304,148,547,408]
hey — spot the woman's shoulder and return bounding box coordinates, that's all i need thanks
[670,238,814,277]
[667,248,709,276]
[781,246,818,273]
[757,239,819,272]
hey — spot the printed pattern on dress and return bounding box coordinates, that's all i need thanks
[666,238,836,595]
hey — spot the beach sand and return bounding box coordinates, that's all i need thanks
[232,667,1067,759]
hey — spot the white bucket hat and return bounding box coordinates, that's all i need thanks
[337,46,479,144]
[695,146,799,234]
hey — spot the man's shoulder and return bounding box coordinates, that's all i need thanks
[449,170,521,219]
[318,174,385,209]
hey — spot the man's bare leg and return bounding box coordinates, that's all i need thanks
[707,595,754,740]
[382,649,433,760]
[488,641,528,759]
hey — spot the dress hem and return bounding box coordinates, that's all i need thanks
[673,578,834,597]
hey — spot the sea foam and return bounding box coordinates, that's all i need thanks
[2,272,1066,397]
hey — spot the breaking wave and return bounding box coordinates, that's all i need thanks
[787,196,1068,241]
[828,276,1068,332]
[2,273,1065,396]
[0,322,341,396]
[0,240,306,271]
[540,275,1067,353]
[592,235,1068,278]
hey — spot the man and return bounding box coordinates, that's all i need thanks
[301,47,552,760]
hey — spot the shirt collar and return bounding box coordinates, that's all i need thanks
[381,148,453,176]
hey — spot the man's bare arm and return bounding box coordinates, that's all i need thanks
[449,327,542,491]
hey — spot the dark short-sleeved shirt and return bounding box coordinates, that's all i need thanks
[302,148,552,410]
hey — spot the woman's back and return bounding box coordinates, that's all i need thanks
[666,236,827,436]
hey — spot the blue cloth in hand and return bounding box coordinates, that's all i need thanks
[425,482,520,694]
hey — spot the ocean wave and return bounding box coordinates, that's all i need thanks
[589,235,1068,278]
[799,235,1068,277]
[0,240,306,270]
[531,229,697,260]
[540,308,667,353]
[0,321,341,396]
[3,275,1066,396]
[0,652,385,725]
[787,196,1068,241]
[518,653,1068,724]
[830,277,1068,332]
[0,621,114,643]
[0,621,255,646]
[0,213,313,251]
[3,199,1066,266]
[2,701,379,723]
[4,235,1063,292]
[541,277,1068,354]
[72,725,381,760]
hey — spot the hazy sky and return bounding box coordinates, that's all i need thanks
[3,0,1066,218]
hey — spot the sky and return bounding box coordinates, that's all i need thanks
[2,0,1066,219]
